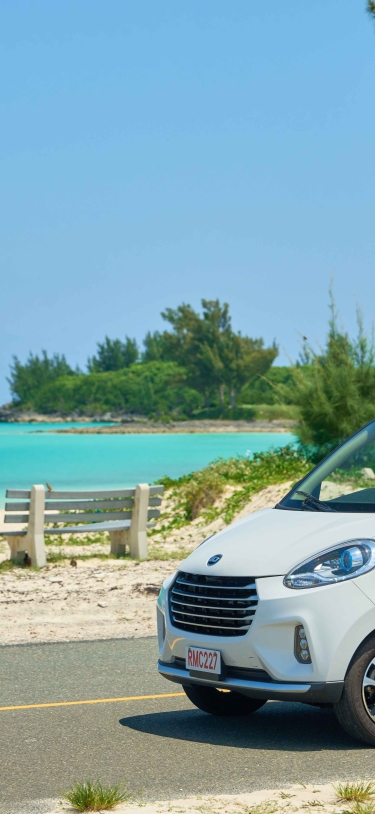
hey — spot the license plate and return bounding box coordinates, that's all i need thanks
[186,646,221,674]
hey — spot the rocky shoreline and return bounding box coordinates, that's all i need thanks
[0,407,296,433]
[0,407,118,423]
[51,419,296,434]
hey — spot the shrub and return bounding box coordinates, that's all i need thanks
[239,366,297,405]
[291,295,375,461]
[159,445,309,527]
[335,781,375,804]
[32,361,204,418]
[63,779,131,811]
[181,469,225,520]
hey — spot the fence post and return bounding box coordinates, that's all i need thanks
[129,483,150,559]
[26,485,46,567]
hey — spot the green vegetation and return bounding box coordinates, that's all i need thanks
[345,804,375,814]
[45,550,67,563]
[44,532,110,546]
[87,336,139,372]
[7,299,278,419]
[250,404,299,421]
[31,361,202,419]
[157,445,310,531]
[0,559,15,572]
[63,779,131,811]
[8,351,77,406]
[239,366,296,405]
[290,295,375,461]
[335,782,375,804]
[7,291,375,456]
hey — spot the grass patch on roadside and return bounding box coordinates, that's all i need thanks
[63,779,132,811]
[335,782,375,804]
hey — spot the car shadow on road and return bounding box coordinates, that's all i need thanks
[119,701,367,752]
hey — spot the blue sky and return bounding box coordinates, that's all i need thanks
[1,0,374,404]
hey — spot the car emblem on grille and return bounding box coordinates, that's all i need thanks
[207,554,222,566]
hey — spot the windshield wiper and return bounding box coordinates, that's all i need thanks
[295,490,337,513]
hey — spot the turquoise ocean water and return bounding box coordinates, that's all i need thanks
[0,422,295,507]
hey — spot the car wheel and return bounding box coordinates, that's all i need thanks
[183,684,267,716]
[334,636,375,746]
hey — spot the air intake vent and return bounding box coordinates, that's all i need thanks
[169,571,258,638]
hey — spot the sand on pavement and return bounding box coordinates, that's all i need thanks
[45,782,354,814]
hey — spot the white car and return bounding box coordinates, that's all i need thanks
[157,420,375,745]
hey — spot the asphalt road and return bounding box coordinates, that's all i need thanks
[1,637,374,814]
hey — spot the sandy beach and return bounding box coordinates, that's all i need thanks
[0,482,290,646]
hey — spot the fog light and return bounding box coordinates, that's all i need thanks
[294,624,312,664]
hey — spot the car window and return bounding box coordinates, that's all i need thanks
[280,421,375,513]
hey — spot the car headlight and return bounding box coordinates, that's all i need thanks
[284,539,375,589]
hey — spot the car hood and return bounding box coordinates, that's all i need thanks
[181,507,375,577]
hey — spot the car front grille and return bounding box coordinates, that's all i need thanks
[169,571,258,637]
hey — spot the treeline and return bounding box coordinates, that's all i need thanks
[8,299,281,419]
[10,293,374,463]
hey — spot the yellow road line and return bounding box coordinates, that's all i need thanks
[0,691,185,712]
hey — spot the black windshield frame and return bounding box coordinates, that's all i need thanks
[277,419,375,514]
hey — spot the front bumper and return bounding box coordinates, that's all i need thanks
[158,574,375,685]
[158,659,343,704]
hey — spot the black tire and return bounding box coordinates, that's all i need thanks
[334,635,375,746]
[183,684,267,716]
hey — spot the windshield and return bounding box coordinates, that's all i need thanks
[279,420,375,513]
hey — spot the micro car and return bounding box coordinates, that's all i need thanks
[157,419,375,745]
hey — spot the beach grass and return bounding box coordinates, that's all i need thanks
[335,782,375,803]
[62,779,132,811]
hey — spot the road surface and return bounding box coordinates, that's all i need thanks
[0,637,371,814]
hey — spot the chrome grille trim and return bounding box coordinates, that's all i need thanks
[170,618,251,632]
[169,571,258,638]
[175,577,256,590]
[172,588,258,603]
[171,598,257,611]
[171,607,255,622]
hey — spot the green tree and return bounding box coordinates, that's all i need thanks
[368,1,375,19]
[142,331,167,362]
[88,336,138,372]
[161,299,277,409]
[8,351,76,405]
[161,300,224,406]
[240,365,296,405]
[291,294,375,460]
[221,334,278,407]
